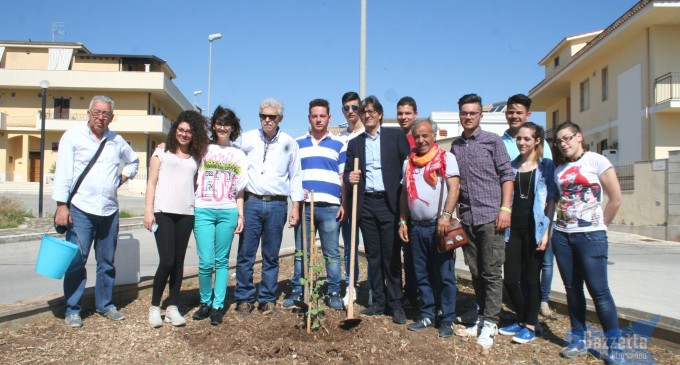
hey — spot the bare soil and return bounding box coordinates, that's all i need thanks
[0,255,677,364]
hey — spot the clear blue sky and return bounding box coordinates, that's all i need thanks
[3,0,637,138]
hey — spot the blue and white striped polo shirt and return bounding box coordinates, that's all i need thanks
[295,133,347,205]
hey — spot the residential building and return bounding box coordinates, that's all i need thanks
[0,40,192,192]
[529,0,680,165]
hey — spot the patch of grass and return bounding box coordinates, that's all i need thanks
[118,210,138,218]
[0,197,32,228]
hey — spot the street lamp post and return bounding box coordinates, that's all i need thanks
[193,90,203,114]
[38,80,50,218]
[207,33,222,116]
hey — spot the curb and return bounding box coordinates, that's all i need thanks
[0,246,296,330]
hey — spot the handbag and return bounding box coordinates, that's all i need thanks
[54,138,108,234]
[435,176,469,253]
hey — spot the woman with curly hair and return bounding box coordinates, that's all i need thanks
[144,110,208,328]
[191,106,248,325]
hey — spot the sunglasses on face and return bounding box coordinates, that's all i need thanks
[259,114,278,121]
[343,105,359,112]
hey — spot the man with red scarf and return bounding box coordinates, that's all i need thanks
[398,119,460,338]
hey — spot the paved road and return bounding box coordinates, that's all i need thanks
[0,226,299,305]
[1,191,147,217]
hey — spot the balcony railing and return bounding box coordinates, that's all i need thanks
[655,72,680,104]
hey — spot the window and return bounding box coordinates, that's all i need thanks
[53,97,70,119]
[554,56,560,68]
[601,66,609,101]
[580,79,590,111]
[552,110,560,127]
[598,139,608,153]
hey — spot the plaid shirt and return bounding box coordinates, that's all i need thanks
[450,128,514,226]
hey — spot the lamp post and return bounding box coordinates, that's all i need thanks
[38,80,50,218]
[207,33,222,116]
[193,90,203,114]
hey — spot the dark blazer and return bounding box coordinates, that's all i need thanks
[343,127,410,215]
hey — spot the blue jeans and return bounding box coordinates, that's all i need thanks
[194,208,238,309]
[552,230,620,339]
[234,197,287,304]
[63,204,119,316]
[291,204,342,295]
[409,223,457,322]
[541,236,554,302]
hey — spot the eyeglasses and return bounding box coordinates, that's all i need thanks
[360,109,378,116]
[89,109,113,118]
[459,111,481,117]
[177,128,193,135]
[259,114,278,121]
[555,134,577,145]
[343,105,359,112]
[214,124,231,130]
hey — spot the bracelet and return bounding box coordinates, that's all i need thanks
[398,220,407,226]
[439,214,451,220]
[500,206,512,213]
[442,209,453,217]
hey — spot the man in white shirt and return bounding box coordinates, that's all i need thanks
[52,95,139,328]
[234,98,304,315]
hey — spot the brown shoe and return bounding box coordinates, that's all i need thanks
[236,302,253,317]
[259,302,278,314]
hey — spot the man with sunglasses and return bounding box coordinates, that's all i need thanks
[344,95,410,325]
[52,95,139,328]
[336,91,369,306]
[450,93,514,351]
[234,98,303,316]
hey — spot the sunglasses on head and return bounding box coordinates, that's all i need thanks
[343,105,359,112]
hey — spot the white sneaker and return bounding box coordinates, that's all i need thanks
[148,306,162,328]
[455,319,481,337]
[476,321,498,349]
[540,301,555,318]
[343,289,357,306]
[368,289,373,307]
[164,305,186,327]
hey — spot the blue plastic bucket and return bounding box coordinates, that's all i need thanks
[35,234,78,279]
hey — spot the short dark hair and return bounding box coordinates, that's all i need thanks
[309,98,330,115]
[397,96,417,112]
[552,121,586,165]
[211,105,242,142]
[360,95,383,123]
[342,91,360,104]
[458,93,483,110]
[506,94,532,110]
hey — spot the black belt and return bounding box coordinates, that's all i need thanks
[410,218,437,227]
[247,193,288,202]
[304,202,339,207]
[364,191,386,198]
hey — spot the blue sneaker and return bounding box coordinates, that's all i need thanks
[560,338,588,359]
[499,323,523,336]
[604,339,626,364]
[512,327,536,344]
[328,292,344,310]
[282,292,303,308]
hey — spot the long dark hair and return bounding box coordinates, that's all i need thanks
[165,110,209,162]
[552,121,586,165]
[211,105,242,143]
[518,122,544,164]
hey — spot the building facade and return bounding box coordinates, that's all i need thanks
[529,0,680,165]
[0,40,192,188]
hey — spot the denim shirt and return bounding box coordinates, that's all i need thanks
[504,157,558,244]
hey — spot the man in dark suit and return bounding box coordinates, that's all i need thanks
[344,95,410,324]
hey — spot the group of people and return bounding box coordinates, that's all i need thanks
[51,91,624,363]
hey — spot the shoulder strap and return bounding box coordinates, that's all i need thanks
[437,174,445,215]
[67,138,107,205]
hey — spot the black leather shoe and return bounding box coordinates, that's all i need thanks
[439,321,454,338]
[360,307,384,317]
[192,303,211,321]
[392,309,407,324]
[210,307,225,326]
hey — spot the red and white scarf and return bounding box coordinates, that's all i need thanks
[405,145,447,206]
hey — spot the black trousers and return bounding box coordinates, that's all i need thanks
[503,226,543,327]
[359,196,403,311]
[151,212,194,307]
